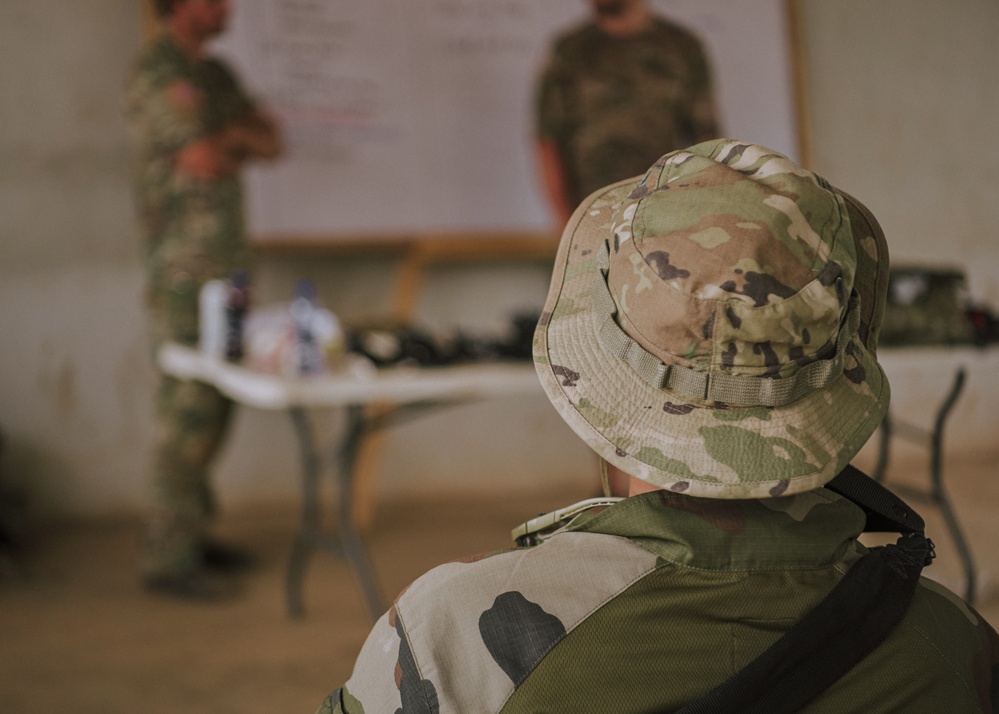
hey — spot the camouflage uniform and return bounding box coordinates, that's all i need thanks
[319,491,999,712]
[317,141,999,710]
[125,33,255,578]
[536,17,719,209]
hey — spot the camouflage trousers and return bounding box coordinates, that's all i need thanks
[143,267,235,578]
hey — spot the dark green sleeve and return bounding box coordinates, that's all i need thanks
[535,45,576,142]
[125,50,204,157]
[200,57,256,130]
[971,607,999,710]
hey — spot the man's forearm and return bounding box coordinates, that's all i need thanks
[219,110,283,163]
[536,138,575,231]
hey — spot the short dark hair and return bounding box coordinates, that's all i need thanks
[153,0,179,18]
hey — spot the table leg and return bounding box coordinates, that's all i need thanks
[871,367,976,604]
[337,405,385,621]
[929,369,975,603]
[286,406,323,618]
[285,406,385,620]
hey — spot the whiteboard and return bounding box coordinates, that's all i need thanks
[212,0,798,241]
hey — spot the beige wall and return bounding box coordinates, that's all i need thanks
[798,0,999,477]
[800,0,999,306]
[1,0,997,518]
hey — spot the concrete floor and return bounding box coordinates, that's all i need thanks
[0,489,585,714]
[0,450,997,714]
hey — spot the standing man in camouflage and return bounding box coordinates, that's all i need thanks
[126,0,281,600]
[316,140,998,712]
[535,0,719,229]
[536,0,719,498]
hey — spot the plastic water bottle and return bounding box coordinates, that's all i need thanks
[290,279,325,374]
[225,270,250,362]
[199,279,228,359]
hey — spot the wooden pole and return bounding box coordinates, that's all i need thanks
[786,0,815,170]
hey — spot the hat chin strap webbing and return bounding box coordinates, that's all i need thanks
[674,464,935,714]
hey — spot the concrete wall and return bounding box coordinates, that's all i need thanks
[1,0,997,519]
[800,0,999,306]
[0,1,155,516]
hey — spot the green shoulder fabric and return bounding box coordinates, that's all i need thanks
[502,495,998,713]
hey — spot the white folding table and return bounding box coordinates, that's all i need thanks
[158,343,542,619]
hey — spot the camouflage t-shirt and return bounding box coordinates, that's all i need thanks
[536,17,720,208]
[125,32,255,328]
[318,490,998,713]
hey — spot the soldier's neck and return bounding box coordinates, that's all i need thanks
[596,5,653,37]
[167,19,209,59]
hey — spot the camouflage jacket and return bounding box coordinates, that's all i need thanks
[125,33,254,293]
[536,17,719,208]
[318,490,998,713]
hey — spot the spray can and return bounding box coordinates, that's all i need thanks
[198,279,228,359]
[225,270,250,362]
[290,278,324,374]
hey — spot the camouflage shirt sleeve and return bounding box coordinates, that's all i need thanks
[535,37,577,144]
[125,38,256,164]
[198,57,256,133]
[326,605,428,713]
[320,602,450,712]
[125,44,205,161]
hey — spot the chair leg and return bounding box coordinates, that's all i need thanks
[929,368,974,603]
[933,485,977,603]
[873,368,975,603]
[873,414,892,483]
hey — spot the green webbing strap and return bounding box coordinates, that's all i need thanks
[593,242,859,406]
[673,465,934,714]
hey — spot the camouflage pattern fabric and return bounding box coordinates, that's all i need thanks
[536,17,719,209]
[534,140,891,499]
[126,33,255,577]
[145,376,232,576]
[317,492,999,712]
[315,140,999,712]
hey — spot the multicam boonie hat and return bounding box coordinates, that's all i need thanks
[534,139,891,499]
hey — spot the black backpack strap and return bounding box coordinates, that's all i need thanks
[674,465,934,714]
[825,464,928,534]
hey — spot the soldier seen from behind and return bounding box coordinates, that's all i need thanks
[316,140,998,712]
